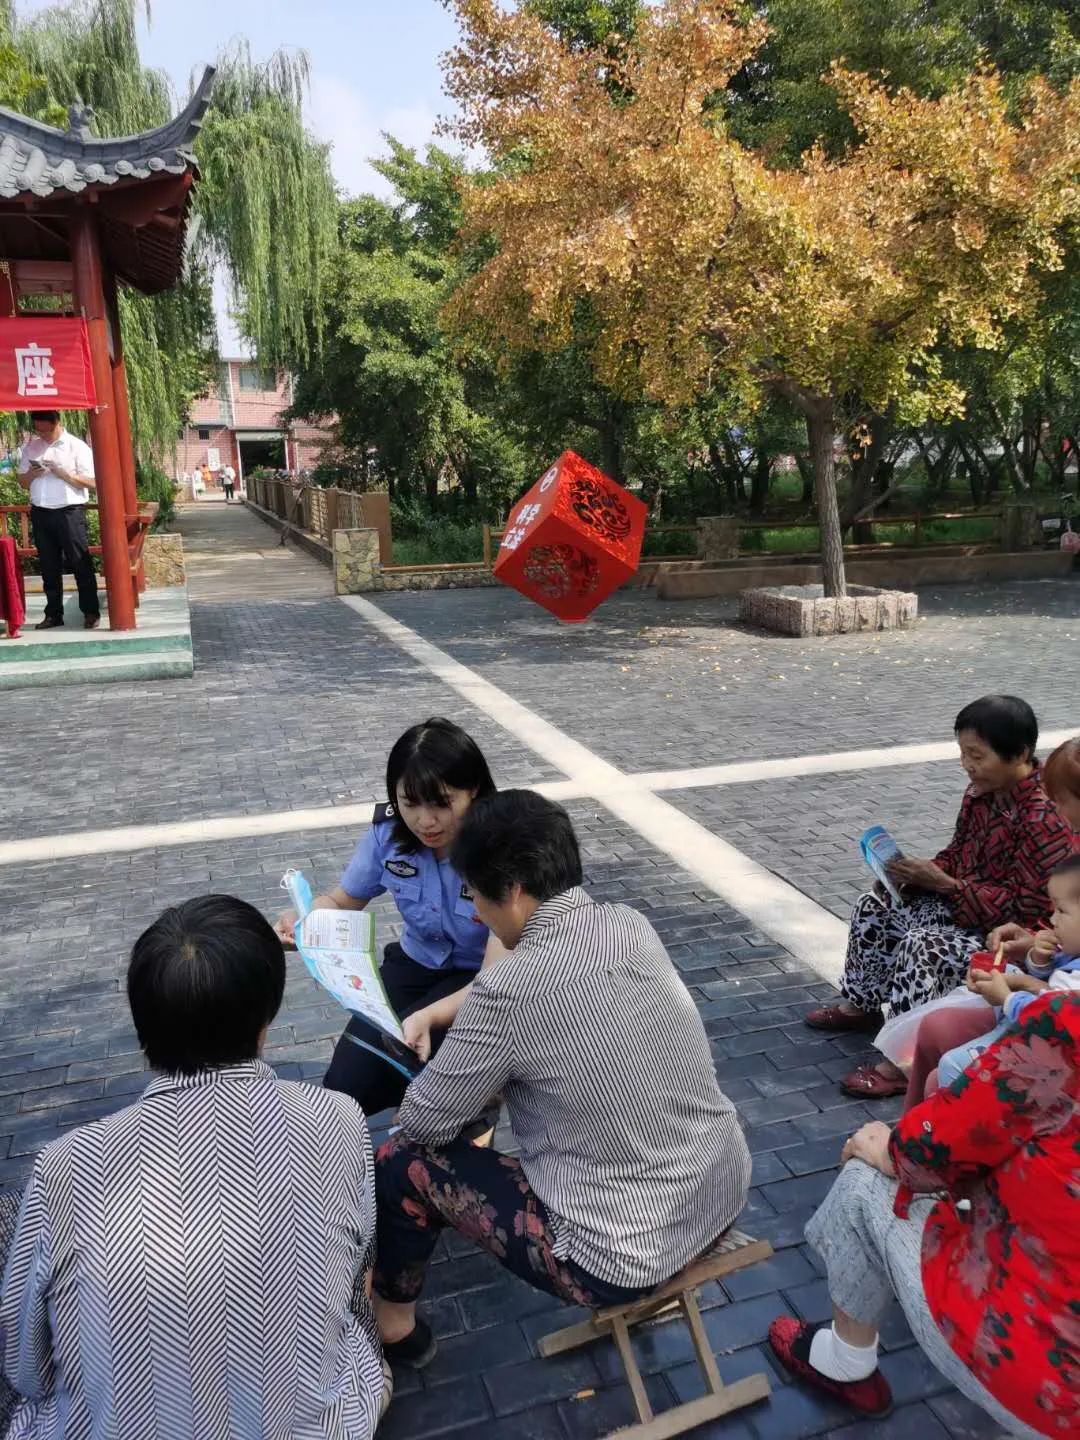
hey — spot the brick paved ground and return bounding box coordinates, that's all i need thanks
[374,580,1079,771]
[3,508,1072,1438]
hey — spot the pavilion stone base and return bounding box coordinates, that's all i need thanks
[739,583,918,637]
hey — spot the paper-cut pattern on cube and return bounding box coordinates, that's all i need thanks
[494,451,647,621]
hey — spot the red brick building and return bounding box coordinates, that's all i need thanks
[173,359,331,492]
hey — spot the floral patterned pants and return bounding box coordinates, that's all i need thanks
[373,1135,649,1309]
[841,891,982,1017]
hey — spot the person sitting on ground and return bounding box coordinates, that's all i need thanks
[806,695,1075,1099]
[904,735,1080,1110]
[274,717,505,1117]
[770,990,1080,1437]
[0,895,388,1440]
[371,789,751,1369]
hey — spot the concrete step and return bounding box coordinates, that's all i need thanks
[0,627,191,663]
[0,648,193,690]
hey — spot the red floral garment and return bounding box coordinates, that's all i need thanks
[889,992,1080,1437]
[934,766,1077,932]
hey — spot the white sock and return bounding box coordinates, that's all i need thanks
[808,1324,879,1382]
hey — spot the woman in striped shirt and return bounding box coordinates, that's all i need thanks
[373,790,751,1369]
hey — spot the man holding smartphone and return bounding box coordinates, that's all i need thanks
[18,410,100,630]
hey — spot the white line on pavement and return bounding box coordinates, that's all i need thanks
[340,596,849,981]
[630,727,1080,796]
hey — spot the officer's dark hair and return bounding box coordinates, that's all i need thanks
[954,695,1038,764]
[451,790,583,905]
[127,895,285,1075]
[30,410,60,423]
[387,717,496,853]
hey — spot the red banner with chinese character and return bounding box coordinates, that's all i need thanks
[0,317,96,411]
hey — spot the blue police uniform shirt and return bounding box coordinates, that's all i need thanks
[339,805,487,972]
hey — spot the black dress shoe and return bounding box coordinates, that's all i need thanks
[84,614,101,630]
[381,1317,437,1370]
[35,617,64,630]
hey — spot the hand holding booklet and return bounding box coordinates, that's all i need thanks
[282,869,405,1043]
[859,825,905,906]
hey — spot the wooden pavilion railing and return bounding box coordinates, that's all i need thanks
[1,502,157,607]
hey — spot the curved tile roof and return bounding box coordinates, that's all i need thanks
[0,68,216,201]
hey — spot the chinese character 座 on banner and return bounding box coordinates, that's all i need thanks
[0,317,96,411]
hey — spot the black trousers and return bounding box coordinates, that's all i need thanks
[323,943,475,1117]
[30,505,99,621]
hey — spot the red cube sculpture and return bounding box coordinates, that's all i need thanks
[493,451,647,622]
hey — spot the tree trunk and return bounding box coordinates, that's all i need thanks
[806,402,847,597]
[749,449,771,515]
[956,439,984,505]
[794,452,814,505]
[845,412,893,541]
[600,403,624,485]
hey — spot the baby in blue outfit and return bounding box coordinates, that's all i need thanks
[938,853,1080,1087]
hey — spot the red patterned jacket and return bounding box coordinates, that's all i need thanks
[934,766,1076,931]
[889,993,1080,1437]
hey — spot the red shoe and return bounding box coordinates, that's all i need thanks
[805,1003,884,1033]
[840,1064,907,1099]
[768,1317,893,1418]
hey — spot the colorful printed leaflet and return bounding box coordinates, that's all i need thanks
[282,869,404,1041]
[859,825,905,906]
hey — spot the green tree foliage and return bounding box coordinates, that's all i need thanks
[289,139,530,513]
[728,0,1080,162]
[1,0,336,465]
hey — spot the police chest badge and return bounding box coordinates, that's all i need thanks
[385,859,419,879]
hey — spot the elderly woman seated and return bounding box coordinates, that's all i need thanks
[0,896,388,1440]
[771,991,1080,1438]
[371,789,752,1367]
[807,695,1076,1098]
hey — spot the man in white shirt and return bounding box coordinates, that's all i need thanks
[17,410,100,630]
[221,462,237,501]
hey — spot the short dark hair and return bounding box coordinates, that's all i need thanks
[954,695,1038,763]
[30,410,60,423]
[450,789,583,904]
[387,717,496,853]
[127,895,285,1075]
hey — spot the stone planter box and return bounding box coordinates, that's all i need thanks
[739,583,918,636]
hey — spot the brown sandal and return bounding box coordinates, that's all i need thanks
[840,1064,907,1099]
[805,1004,884,1034]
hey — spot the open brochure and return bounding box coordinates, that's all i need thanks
[859,825,905,906]
[282,869,405,1043]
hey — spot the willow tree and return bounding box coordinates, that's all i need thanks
[2,0,337,464]
[444,0,1080,595]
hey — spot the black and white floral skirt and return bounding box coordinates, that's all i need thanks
[840,890,982,1016]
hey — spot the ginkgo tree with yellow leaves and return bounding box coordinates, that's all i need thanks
[442,0,1080,596]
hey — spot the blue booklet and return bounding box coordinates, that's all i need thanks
[859,825,904,906]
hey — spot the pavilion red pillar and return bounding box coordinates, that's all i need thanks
[105,271,144,593]
[70,207,136,630]
[0,261,16,316]
[104,272,138,515]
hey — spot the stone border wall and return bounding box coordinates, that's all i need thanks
[143,533,186,588]
[739,583,918,636]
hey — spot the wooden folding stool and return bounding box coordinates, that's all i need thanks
[538,1229,774,1439]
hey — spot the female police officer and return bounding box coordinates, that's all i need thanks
[276,718,502,1115]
